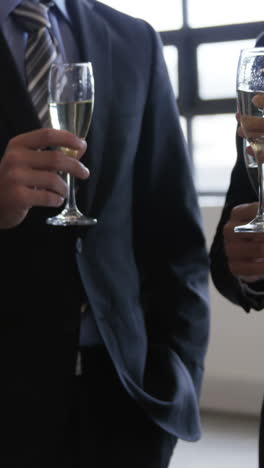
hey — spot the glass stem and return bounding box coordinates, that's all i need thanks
[65,173,77,212]
[257,159,264,218]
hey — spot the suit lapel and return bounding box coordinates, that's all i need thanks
[69,0,113,218]
[0,31,40,138]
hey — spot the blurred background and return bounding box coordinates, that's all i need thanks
[99,1,264,466]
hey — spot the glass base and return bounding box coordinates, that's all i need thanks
[234,217,264,233]
[46,208,97,227]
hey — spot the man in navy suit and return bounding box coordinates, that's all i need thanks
[210,32,264,468]
[0,1,209,467]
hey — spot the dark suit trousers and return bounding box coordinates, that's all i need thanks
[63,346,177,468]
[0,345,176,468]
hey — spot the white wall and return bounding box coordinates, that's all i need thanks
[199,204,264,416]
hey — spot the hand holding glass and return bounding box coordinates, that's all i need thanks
[235,47,264,232]
[46,62,97,226]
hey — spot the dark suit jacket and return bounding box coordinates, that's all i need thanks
[0,0,209,448]
[210,33,264,312]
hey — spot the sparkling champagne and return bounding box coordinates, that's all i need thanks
[237,89,264,153]
[49,99,93,140]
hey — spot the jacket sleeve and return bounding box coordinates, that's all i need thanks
[210,128,264,312]
[133,23,210,398]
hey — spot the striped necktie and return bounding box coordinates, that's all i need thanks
[13,0,61,127]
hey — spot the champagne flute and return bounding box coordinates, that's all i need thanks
[235,47,264,233]
[46,62,97,227]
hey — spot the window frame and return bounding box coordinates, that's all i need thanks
[160,14,264,196]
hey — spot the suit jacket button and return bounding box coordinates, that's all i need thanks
[76,238,82,254]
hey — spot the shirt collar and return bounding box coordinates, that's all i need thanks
[0,0,70,26]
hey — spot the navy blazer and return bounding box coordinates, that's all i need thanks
[0,0,209,442]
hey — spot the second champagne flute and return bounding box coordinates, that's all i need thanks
[235,47,264,232]
[46,62,97,227]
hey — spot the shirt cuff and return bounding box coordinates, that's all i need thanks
[238,276,264,296]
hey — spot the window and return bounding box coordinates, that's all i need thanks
[163,45,179,97]
[192,114,237,193]
[99,1,264,195]
[197,40,253,100]
[99,0,183,31]
[187,0,264,28]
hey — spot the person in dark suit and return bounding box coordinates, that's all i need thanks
[0,1,210,467]
[210,31,264,468]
